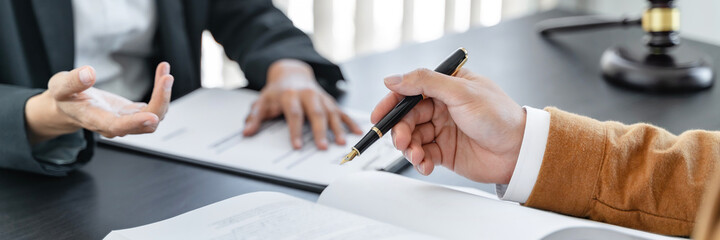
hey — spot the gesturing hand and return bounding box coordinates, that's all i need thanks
[370,68,526,184]
[242,59,362,150]
[25,62,175,144]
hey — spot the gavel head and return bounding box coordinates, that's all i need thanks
[642,0,679,49]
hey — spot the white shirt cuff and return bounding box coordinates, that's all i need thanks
[495,106,550,203]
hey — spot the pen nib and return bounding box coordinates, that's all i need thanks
[340,149,359,165]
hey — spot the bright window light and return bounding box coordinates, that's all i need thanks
[332,0,356,61]
[452,0,471,32]
[372,0,404,52]
[287,0,314,33]
[480,0,502,26]
[413,0,445,42]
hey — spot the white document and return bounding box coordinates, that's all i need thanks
[105,172,685,240]
[319,172,684,240]
[104,192,437,240]
[100,88,405,189]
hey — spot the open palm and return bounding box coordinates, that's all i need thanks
[25,63,174,143]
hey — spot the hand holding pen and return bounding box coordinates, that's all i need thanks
[344,48,528,184]
[341,48,467,163]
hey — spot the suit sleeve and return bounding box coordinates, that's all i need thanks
[207,0,345,98]
[524,107,720,236]
[0,84,94,176]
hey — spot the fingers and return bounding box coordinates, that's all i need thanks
[145,62,174,120]
[281,93,305,149]
[399,122,438,176]
[242,100,269,136]
[411,122,436,146]
[324,99,362,145]
[370,92,404,124]
[49,66,96,100]
[340,113,363,135]
[155,61,170,82]
[390,99,434,151]
[326,105,346,146]
[107,112,160,137]
[416,143,442,175]
[119,102,148,115]
[403,122,436,163]
[301,92,329,150]
[453,68,473,79]
[383,68,470,106]
[85,109,160,138]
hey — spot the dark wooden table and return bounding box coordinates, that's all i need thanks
[2,9,718,239]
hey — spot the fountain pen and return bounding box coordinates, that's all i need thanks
[341,48,468,164]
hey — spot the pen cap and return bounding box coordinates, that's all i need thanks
[434,48,468,75]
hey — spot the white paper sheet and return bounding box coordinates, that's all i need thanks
[101,88,404,187]
[104,192,437,240]
[318,172,685,240]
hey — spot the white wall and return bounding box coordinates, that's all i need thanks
[558,0,720,45]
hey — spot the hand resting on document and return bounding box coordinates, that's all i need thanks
[242,59,362,150]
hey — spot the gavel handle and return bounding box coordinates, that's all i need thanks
[537,15,641,36]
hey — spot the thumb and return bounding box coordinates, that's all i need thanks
[384,68,468,105]
[49,66,96,100]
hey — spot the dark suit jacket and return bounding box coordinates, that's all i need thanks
[0,0,344,176]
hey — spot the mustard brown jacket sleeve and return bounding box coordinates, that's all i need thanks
[524,107,720,236]
[693,164,720,240]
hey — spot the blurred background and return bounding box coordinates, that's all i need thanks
[201,0,720,89]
